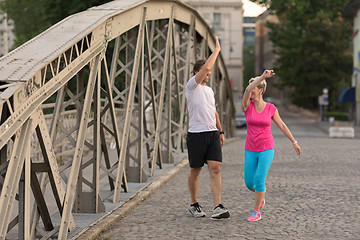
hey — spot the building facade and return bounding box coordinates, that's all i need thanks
[183,0,243,96]
[243,17,255,47]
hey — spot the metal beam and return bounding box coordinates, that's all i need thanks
[113,7,147,203]
[151,7,174,176]
[0,119,33,239]
[58,54,101,239]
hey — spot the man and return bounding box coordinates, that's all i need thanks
[186,36,230,219]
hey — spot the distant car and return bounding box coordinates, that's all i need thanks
[235,113,246,128]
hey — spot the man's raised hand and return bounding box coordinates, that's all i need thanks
[215,36,221,51]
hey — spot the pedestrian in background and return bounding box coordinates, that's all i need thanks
[185,36,230,219]
[242,70,301,221]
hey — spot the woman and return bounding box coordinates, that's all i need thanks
[242,70,301,221]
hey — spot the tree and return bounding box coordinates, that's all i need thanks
[243,44,255,90]
[0,0,113,48]
[250,0,352,109]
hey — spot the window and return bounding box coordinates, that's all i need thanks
[213,13,221,29]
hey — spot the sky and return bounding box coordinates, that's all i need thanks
[242,0,267,17]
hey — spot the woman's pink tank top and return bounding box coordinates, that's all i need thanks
[244,101,277,151]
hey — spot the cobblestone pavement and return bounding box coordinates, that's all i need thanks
[98,112,360,240]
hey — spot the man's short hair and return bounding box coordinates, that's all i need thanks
[193,59,206,74]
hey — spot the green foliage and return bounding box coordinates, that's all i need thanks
[325,111,349,121]
[0,0,113,48]
[250,0,353,109]
[243,45,255,90]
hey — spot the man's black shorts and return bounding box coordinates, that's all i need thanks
[186,131,222,168]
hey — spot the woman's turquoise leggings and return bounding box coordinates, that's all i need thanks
[244,149,275,192]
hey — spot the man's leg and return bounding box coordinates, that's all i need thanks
[207,160,222,207]
[208,160,229,219]
[188,167,202,204]
[188,167,206,218]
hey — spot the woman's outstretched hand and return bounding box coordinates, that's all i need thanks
[294,143,301,156]
[261,69,275,79]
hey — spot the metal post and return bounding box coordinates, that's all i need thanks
[356,77,360,126]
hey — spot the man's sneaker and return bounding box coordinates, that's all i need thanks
[260,199,265,209]
[189,202,206,218]
[247,209,261,221]
[211,204,230,219]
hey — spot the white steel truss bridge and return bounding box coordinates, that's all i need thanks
[0,0,235,239]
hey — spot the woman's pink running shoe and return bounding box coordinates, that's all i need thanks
[247,209,261,221]
[260,199,265,209]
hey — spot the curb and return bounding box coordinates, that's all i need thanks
[74,137,240,240]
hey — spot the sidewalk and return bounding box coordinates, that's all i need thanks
[315,120,360,138]
[92,112,360,239]
[278,104,360,139]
